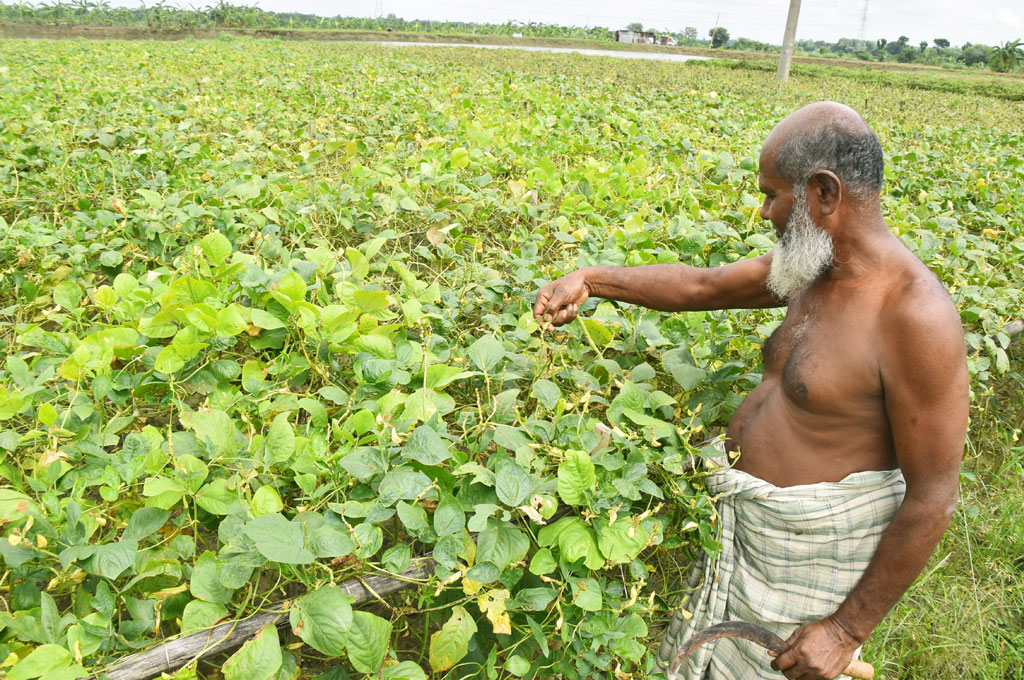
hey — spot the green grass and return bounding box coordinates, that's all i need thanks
[870,346,1024,678]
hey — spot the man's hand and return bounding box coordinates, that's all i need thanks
[770,617,861,680]
[533,270,590,330]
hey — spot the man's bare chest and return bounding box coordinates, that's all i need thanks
[761,302,884,413]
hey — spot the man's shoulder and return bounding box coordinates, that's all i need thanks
[877,260,966,366]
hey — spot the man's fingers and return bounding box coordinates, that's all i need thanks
[770,647,797,673]
[533,290,554,320]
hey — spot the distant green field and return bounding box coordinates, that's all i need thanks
[0,39,1021,680]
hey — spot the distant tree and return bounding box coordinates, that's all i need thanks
[988,38,1023,72]
[959,43,991,66]
[876,38,887,50]
[853,50,873,61]
[897,47,917,62]
[627,22,643,32]
[709,26,730,48]
[934,38,950,49]
[684,26,697,42]
[920,41,928,52]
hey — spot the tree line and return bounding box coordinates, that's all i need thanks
[0,1,1020,73]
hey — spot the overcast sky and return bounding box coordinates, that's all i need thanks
[109,0,1023,46]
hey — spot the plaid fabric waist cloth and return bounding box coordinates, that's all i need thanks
[655,453,906,679]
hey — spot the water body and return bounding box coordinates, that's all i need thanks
[371,41,712,63]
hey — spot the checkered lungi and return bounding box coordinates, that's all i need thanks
[656,459,906,679]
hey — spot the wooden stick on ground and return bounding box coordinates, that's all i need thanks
[97,559,435,680]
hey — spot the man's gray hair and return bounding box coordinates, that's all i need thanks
[774,118,884,200]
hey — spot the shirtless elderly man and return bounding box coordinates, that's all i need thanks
[533,102,969,679]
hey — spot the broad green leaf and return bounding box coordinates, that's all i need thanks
[582,318,614,346]
[377,466,433,506]
[531,379,561,410]
[195,478,237,515]
[190,551,234,604]
[244,513,315,564]
[264,413,295,466]
[37,402,57,427]
[180,409,239,456]
[277,272,306,302]
[231,181,261,201]
[429,606,477,672]
[251,308,287,330]
[90,540,138,579]
[223,624,282,680]
[401,425,451,465]
[381,661,428,680]
[289,586,353,656]
[557,450,596,506]
[143,476,185,509]
[663,349,707,391]
[424,364,474,389]
[8,643,72,680]
[495,458,532,507]
[123,507,170,541]
[594,518,649,565]
[571,577,602,612]
[382,543,412,573]
[433,495,465,537]
[251,486,284,518]
[476,518,529,571]
[467,333,505,373]
[504,655,531,677]
[181,600,229,633]
[353,289,389,313]
[514,587,556,611]
[200,232,232,265]
[538,516,604,570]
[528,548,557,575]
[345,610,391,674]
[53,281,83,311]
[154,345,185,374]
[450,147,470,169]
[396,500,430,532]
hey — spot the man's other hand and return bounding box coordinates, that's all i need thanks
[770,616,861,680]
[533,270,590,330]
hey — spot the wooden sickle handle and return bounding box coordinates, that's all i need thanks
[842,658,875,679]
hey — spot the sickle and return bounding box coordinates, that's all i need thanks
[669,620,875,679]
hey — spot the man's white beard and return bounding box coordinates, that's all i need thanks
[766,193,835,301]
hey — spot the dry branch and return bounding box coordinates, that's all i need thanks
[97,559,435,680]
[1004,319,1023,339]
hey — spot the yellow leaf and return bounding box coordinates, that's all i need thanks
[477,589,512,635]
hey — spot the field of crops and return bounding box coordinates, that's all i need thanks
[0,38,1022,680]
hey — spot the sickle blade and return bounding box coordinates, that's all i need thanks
[669,621,786,674]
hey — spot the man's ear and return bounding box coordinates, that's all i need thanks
[808,169,842,217]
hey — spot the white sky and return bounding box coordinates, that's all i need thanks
[111,0,1024,46]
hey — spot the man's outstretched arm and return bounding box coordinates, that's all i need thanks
[772,280,970,680]
[533,253,781,329]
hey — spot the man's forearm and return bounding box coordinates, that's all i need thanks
[582,265,707,311]
[582,260,778,312]
[830,494,956,643]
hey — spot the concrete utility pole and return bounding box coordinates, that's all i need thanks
[776,0,802,82]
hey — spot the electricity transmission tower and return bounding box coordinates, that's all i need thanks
[858,0,869,49]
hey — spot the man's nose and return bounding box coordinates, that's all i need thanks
[760,201,770,221]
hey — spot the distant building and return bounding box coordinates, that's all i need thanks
[614,29,656,44]
[659,34,677,46]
